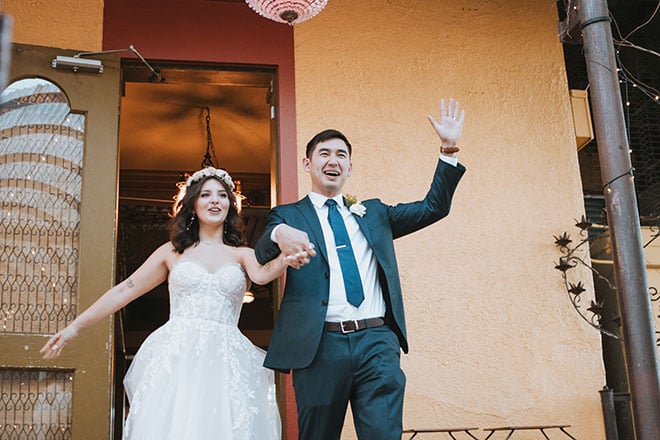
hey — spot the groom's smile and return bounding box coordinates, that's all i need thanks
[303,137,352,198]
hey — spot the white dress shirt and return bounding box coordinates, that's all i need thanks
[307,192,386,322]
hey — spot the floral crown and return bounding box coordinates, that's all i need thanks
[185,167,235,191]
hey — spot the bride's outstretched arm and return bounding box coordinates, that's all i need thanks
[40,243,173,359]
[239,247,297,285]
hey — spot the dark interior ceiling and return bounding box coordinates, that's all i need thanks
[119,63,274,175]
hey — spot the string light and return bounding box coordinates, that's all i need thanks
[610,8,660,108]
[602,167,635,192]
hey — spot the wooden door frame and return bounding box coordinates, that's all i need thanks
[0,43,121,439]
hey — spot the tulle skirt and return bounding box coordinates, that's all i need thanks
[123,318,281,440]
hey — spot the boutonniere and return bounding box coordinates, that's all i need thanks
[345,194,366,217]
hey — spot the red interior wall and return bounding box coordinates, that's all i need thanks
[103,1,299,438]
[103,0,298,204]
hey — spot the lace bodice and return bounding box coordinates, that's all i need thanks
[168,260,247,325]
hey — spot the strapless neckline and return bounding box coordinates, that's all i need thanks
[172,259,243,275]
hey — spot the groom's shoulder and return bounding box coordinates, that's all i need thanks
[362,198,388,214]
[363,198,384,207]
[271,197,308,213]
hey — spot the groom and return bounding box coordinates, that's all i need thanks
[255,99,466,440]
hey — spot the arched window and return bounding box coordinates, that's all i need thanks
[0,77,84,335]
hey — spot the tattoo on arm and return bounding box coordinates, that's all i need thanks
[263,261,273,271]
[127,278,135,288]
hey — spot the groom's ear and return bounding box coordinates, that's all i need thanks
[302,157,311,172]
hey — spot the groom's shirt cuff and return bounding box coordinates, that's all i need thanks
[270,224,284,243]
[440,154,459,167]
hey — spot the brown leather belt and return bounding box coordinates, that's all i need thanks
[324,318,385,334]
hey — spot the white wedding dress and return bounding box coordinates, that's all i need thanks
[123,260,281,440]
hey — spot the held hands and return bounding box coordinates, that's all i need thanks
[276,224,316,269]
[40,324,80,359]
[427,98,465,156]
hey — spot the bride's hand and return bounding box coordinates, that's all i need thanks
[283,247,312,269]
[40,325,80,359]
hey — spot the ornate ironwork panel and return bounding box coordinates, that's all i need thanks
[0,78,84,334]
[0,367,73,439]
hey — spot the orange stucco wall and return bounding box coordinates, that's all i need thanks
[292,1,605,438]
[4,0,104,51]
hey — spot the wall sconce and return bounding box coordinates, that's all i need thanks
[569,89,594,151]
[243,291,255,304]
[234,179,248,212]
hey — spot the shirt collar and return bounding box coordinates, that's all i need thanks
[309,192,344,209]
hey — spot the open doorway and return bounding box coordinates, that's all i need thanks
[113,60,277,437]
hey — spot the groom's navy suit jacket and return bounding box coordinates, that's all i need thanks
[255,159,465,372]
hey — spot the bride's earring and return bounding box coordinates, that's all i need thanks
[186,214,196,231]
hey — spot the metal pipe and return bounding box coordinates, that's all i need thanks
[576,1,660,438]
[600,387,619,440]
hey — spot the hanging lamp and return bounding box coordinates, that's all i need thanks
[245,0,328,25]
[200,107,218,168]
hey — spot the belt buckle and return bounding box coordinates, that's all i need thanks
[340,320,359,334]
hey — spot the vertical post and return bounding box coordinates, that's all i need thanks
[599,387,619,440]
[576,1,660,439]
[0,13,12,91]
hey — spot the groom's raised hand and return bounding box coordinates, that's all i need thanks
[276,224,316,269]
[426,98,465,156]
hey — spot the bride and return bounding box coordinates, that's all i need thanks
[41,167,295,439]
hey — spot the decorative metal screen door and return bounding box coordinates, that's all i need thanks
[0,44,120,439]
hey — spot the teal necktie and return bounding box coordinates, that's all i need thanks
[325,199,365,307]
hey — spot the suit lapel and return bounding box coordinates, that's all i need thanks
[352,211,374,245]
[347,197,375,246]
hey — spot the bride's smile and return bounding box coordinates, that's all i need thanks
[195,179,230,225]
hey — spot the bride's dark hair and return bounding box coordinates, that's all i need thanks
[168,175,245,253]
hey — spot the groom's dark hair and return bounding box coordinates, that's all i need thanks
[305,129,352,158]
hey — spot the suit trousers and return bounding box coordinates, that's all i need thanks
[291,325,406,440]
